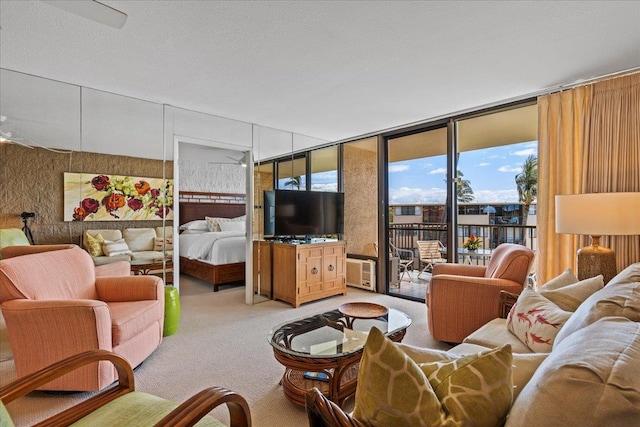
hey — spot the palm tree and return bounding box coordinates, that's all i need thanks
[515,154,538,244]
[284,176,301,190]
[456,170,475,203]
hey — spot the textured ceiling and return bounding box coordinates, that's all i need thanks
[1,1,639,146]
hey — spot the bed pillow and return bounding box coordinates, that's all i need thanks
[102,239,133,257]
[205,215,245,232]
[180,229,207,235]
[352,327,512,427]
[179,220,209,231]
[219,221,245,232]
[83,232,104,257]
[607,262,640,286]
[507,288,571,352]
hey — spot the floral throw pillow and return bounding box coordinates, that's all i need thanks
[507,288,572,352]
[352,327,512,427]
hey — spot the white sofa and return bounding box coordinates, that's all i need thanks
[448,263,640,426]
[83,226,173,266]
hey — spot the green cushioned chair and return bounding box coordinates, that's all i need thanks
[0,350,251,427]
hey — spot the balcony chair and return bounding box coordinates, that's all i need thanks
[415,240,446,277]
[426,243,534,343]
[0,349,252,426]
[0,245,163,391]
[389,241,414,284]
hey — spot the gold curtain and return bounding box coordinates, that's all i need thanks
[538,72,640,283]
[582,73,640,271]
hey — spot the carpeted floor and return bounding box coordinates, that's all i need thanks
[0,275,450,426]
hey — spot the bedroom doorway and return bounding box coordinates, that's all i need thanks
[174,137,253,303]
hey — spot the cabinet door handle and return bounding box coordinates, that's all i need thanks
[328,264,335,272]
[311,267,319,275]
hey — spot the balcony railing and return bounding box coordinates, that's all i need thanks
[389,223,537,265]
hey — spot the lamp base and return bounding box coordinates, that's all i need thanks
[577,244,616,284]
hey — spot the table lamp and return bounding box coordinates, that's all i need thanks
[555,192,640,283]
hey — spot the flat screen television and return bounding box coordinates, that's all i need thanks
[263,190,344,237]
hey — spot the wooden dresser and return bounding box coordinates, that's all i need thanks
[272,241,347,308]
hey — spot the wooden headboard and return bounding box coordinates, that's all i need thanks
[179,192,246,225]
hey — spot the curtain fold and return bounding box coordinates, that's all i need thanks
[537,87,591,283]
[583,73,640,271]
[538,72,640,283]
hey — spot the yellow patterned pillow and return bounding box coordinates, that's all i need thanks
[84,232,104,257]
[353,327,513,427]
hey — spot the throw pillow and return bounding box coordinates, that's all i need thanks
[84,232,104,257]
[553,280,640,346]
[102,239,133,257]
[153,236,174,251]
[607,262,640,286]
[539,274,604,311]
[537,268,578,291]
[506,288,572,352]
[352,327,512,427]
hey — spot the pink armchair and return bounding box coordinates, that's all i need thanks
[0,245,164,391]
[427,243,534,343]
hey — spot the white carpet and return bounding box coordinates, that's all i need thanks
[1,275,449,426]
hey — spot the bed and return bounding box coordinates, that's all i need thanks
[178,192,247,291]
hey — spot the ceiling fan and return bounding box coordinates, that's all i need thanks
[41,0,128,29]
[208,155,247,168]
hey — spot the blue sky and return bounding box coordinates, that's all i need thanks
[389,141,538,204]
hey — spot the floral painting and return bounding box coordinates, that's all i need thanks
[64,172,173,221]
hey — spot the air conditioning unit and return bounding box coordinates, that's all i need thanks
[346,259,376,292]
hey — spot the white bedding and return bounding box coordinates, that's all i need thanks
[179,231,246,265]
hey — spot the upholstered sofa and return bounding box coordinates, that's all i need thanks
[0,245,165,391]
[83,226,173,266]
[306,263,640,427]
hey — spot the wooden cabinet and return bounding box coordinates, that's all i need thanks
[272,241,347,307]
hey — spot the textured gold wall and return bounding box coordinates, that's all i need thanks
[344,141,378,256]
[0,144,173,245]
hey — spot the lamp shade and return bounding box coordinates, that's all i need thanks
[555,192,640,236]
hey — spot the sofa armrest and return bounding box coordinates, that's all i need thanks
[95,261,131,277]
[432,263,486,277]
[306,388,365,427]
[95,275,164,302]
[156,386,252,427]
[0,349,135,426]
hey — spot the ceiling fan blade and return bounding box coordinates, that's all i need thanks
[41,0,127,29]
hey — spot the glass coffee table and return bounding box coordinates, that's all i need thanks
[268,304,411,408]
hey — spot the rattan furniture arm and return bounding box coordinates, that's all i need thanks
[499,290,520,318]
[0,349,135,427]
[306,388,365,427]
[156,386,252,427]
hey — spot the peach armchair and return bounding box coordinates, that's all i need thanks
[427,243,534,343]
[0,245,164,391]
[0,349,251,426]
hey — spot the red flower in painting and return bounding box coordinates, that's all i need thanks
[134,180,151,195]
[91,175,110,191]
[73,206,88,221]
[155,206,171,218]
[127,198,143,211]
[81,198,100,214]
[150,188,160,198]
[103,193,126,212]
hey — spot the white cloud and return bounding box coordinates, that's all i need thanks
[512,147,536,156]
[429,167,447,175]
[389,186,448,204]
[474,189,520,203]
[498,165,521,173]
[478,162,490,167]
[389,164,410,173]
[311,183,338,192]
